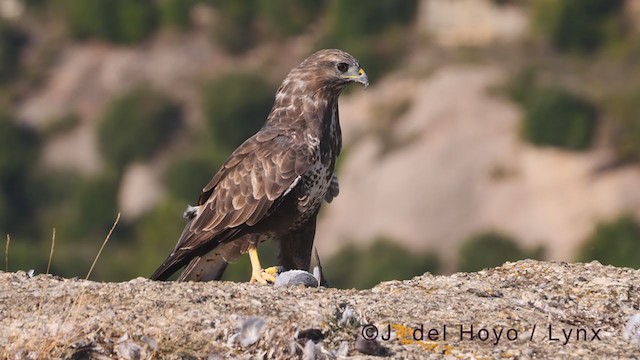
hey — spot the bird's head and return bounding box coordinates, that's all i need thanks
[289,49,369,94]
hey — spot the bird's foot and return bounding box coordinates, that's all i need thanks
[250,267,278,284]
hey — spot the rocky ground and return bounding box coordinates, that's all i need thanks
[1,260,640,359]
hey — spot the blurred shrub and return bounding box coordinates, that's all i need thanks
[504,67,536,105]
[522,86,597,150]
[533,0,625,53]
[325,0,416,37]
[0,115,40,234]
[158,0,195,29]
[0,20,27,82]
[324,237,440,289]
[63,0,158,44]
[458,232,544,272]
[42,113,80,138]
[114,0,158,43]
[165,155,215,203]
[134,198,186,279]
[607,86,640,162]
[60,174,120,239]
[319,0,418,80]
[258,0,325,39]
[202,73,272,152]
[578,216,640,269]
[207,0,257,54]
[98,86,183,170]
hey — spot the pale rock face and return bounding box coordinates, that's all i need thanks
[417,0,529,47]
[17,35,226,174]
[317,65,640,272]
[118,163,165,220]
[42,120,104,175]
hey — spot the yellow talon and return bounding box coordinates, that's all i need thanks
[248,245,277,284]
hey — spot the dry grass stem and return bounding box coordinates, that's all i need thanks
[4,234,9,272]
[85,212,120,281]
[47,228,56,275]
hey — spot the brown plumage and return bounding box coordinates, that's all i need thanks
[151,49,368,282]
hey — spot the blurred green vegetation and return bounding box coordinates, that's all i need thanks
[458,232,545,272]
[318,0,418,80]
[207,0,257,54]
[202,73,273,153]
[522,86,597,150]
[0,20,27,83]
[133,198,188,279]
[42,113,80,138]
[98,85,183,171]
[324,237,440,289]
[62,0,159,44]
[158,0,195,29]
[0,114,40,235]
[165,155,215,203]
[578,216,640,269]
[505,70,598,151]
[533,0,626,54]
[258,0,326,39]
[606,86,640,162]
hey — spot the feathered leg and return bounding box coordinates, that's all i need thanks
[278,214,318,271]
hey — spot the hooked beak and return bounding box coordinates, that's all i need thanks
[342,68,369,89]
[355,68,369,88]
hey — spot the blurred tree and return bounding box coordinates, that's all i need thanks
[504,67,537,104]
[522,86,597,151]
[324,237,440,289]
[98,85,183,171]
[579,216,640,269]
[207,0,257,54]
[202,73,273,153]
[258,0,325,39]
[61,174,120,240]
[534,0,625,53]
[458,232,544,272]
[165,155,216,204]
[42,113,80,138]
[324,0,416,37]
[0,115,40,235]
[63,0,158,44]
[158,0,195,29]
[0,20,28,82]
[134,198,186,279]
[607,86,640,162]
[319,0,418,80]
[113,0,158,43]
[61,0,112,41]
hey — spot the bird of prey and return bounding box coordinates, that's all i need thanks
[151,49,368,284]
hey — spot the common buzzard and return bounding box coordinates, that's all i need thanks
[151,49,368,283]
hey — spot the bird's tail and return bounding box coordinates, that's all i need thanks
[176,241,242,281]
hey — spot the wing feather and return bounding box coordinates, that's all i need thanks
[150,128,314,280]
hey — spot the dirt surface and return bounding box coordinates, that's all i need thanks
[2,260,639,359]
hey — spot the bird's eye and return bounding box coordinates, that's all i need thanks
[337,62,349,73]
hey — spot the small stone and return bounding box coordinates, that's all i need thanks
[274,270,319,288]
[235,317,266,347]
[624,314,640,344]
[116,341,142,360]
